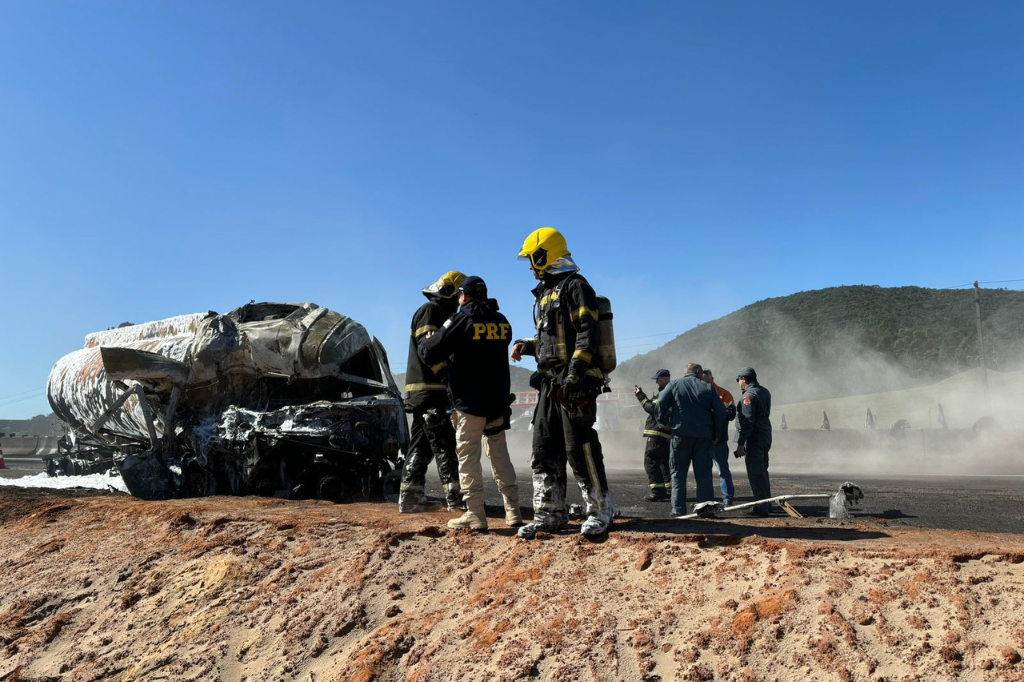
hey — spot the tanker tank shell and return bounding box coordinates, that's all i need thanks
[46,303,408,501]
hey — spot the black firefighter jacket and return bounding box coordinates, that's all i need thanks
[635,386,671,441]
[516,271,601,383]
[404,297,459,409]
[419,298,513,421]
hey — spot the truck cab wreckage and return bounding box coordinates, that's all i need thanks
[47,302,408,501]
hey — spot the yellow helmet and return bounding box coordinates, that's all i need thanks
[422,271,466,300]
[518,227,569,272]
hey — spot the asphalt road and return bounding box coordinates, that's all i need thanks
[0,457,45,477]
[427,467,1024,535]
[3,455,1023,535]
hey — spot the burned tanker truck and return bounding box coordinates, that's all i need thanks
[47,302,408,501]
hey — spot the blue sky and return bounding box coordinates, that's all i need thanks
[2,1,1023,418]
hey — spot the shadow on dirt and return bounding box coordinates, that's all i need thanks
[614,516,893,542]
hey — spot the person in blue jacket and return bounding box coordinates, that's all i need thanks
[655,363,727,517]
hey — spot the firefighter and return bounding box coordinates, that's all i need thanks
[634,369,672,502]
[398,271,465,513]
[511,227,614,538]
[700,368,736,506]
[419,276,522,531]
[734,366,773,516]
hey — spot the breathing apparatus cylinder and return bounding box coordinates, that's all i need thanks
[594,295,616,374]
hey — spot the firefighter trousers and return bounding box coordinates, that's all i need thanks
[643,437,671,494]
[401,403,460,496]
[529,381,611,523]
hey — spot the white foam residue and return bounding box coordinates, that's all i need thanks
[0,472,129,493]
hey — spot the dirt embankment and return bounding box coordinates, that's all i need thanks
[2,490,1024,682]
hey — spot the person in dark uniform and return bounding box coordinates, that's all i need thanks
[634,369,672,501]
[734,366,773,516]
[511,227,614,538]
[419,276,521,531]
[398,271,465,513]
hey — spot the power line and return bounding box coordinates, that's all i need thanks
[0,390,47,408]
[0,387,47,402]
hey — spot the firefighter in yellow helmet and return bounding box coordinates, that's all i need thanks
[511,228,614,538]
[399,271,465,513]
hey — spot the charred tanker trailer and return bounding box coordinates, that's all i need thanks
[47,302,408,501]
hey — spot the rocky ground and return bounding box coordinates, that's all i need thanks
[2,488,1024,682]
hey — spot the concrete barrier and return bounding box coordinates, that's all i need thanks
[0,436,59,458]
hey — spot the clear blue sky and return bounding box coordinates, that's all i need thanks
[2,1,1023,418]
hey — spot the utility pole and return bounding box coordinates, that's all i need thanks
[974,281,989,397]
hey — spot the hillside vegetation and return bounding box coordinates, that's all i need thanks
[615,285,1024,403]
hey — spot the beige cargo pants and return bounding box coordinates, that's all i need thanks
[453,410,520,516]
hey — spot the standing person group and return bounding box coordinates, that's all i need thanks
[419,276,522,531]
[635,364,773,517]
[399,227,616,538]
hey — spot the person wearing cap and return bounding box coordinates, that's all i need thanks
[419,276,522,532]
[700,368,737,506]
[633,369,672,502]
[734,367,773,516]
[655,363,727,517]
[399,271,466,513]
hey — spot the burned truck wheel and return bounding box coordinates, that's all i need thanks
[316,476,345,502]
[117,451,181,501]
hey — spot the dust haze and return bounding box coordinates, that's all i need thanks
[585,311,1024,477]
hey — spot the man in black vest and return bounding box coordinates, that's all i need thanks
[420,276,521,531]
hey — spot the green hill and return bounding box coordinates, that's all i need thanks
[615,285,1024,403]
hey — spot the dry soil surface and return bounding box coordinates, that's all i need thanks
[1,489,1023,682]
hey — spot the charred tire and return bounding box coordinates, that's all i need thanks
[317,476,345,502]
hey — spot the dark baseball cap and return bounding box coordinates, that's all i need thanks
[458,275,487,299]
[650,369,670,380]
[736,366,757,381]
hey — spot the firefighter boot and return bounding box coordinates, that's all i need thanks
[517,511,569,539]
[444,482,466,512]
[447,498,487,531]
[580,492,615,537]
[398,490,442,514]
